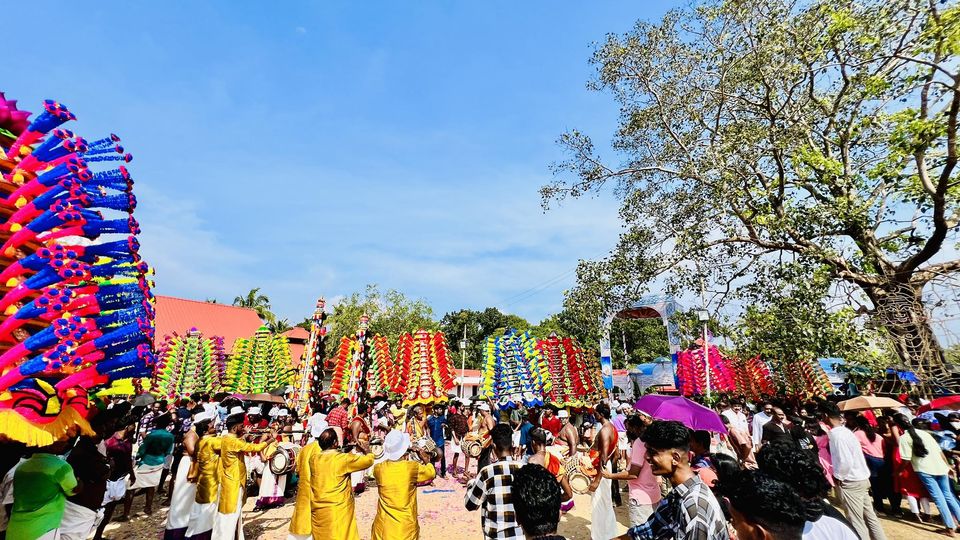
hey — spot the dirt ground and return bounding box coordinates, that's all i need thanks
[105,474,947,540]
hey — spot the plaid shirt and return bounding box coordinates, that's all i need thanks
[628,475,729,540]
[326,405,350,431]
[464,456,524,540]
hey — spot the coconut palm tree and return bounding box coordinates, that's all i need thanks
[269,318,293,334]
[233,288,275,322]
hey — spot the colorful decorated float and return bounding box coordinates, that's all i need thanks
[676,340,830,398]
[393,329,455,406]
[0,94,154,445]
[153,328,226,398]
[292,297,327,415]
[773,358,834,397]
[224,326,293,394]
[536,334,604,406]
[478,330,551,408]
[327,315,394,403]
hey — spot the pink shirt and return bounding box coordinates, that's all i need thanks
[854,430,884,459]
[628,438,662,506]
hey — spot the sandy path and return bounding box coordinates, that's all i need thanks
[105,473,944,540]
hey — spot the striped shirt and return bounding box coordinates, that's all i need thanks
[464,456,524,540]
[627,475,729,540]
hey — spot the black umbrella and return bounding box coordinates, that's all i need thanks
[131,393,156,407]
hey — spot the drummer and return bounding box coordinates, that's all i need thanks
[348,403,373,495]
[525,428,575,513]
[555,409,580,456]
[427,404,448,477]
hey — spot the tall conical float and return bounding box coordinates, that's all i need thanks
[478,330,551,409]
[394,329,455,406]
[153,328,226,398]
[224,326,293,394]
[0,94,154,445]
[292,297,327,415]
[536,333,603,407]
[327,314,394,404]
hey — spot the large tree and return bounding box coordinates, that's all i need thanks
[325,284,437,355]
[544,0,960,385]
[439,307,531,370]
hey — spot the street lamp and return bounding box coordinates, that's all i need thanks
[459,328,468,399]
[697,309,710,398]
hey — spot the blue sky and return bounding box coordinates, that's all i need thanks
[6,1,680,324]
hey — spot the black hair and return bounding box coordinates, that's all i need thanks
[894,413,928,458]
[225,413,245,430]
[725,470,806,538]
[153,413,172,430]
[318,428,339,450]
[755,441,831,521]
[690,430,711,452]
[709,452,741,489]
[194,419,212,437]
[341,398,351,407]
[803,418,825,437]
[357,402,369,415]
[852,415,877,443]
[513,464,561,536]
[625,414,646,441]
[641,420,691,452]
[595,402,611,420]
[820,401,841,420]
[529,428,548,446]
[490,423,514,451]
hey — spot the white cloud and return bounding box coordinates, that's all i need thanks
[134,183,256,302]
[295,26,307,35]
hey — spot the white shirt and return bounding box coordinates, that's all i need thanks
[803,515,859,540]
[751,411,771,445]
[828,425,871,482]
[721,409,749,432]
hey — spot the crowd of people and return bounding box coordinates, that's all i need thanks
[1,391,959,539]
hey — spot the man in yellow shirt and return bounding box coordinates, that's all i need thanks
[184,421,220,540]
[371,430,436,540]
[287,417,326,540]
[211,412,272,540]
[309,426,374,540]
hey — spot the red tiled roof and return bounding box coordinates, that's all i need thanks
[283,327,309,342]
[289,342,306,368]
[154,296,264,354]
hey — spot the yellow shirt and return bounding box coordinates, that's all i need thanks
[371,460,436,540]
[309,450,375,540]
[194,436,221,504]
[210,434,268,514]
[289,441,320,536]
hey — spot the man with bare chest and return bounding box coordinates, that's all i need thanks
[475,402,497,471]
[588,402,619,540]
[555,410,579,455]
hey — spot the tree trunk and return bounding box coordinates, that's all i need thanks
[868,282,955,395]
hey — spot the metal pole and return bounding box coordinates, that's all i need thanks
[703,321,710,399]
[699,278,710,399]
[460,326,467,398]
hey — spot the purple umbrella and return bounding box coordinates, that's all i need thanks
[633,394,727,433]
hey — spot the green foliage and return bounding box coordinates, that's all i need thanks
[268,318,293,334]
[325,285,437,355]
[296,318,313,331]
[734,264,891,369]
[544,0,960,374]
[438,307,531,370]
[233,287,275,323]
